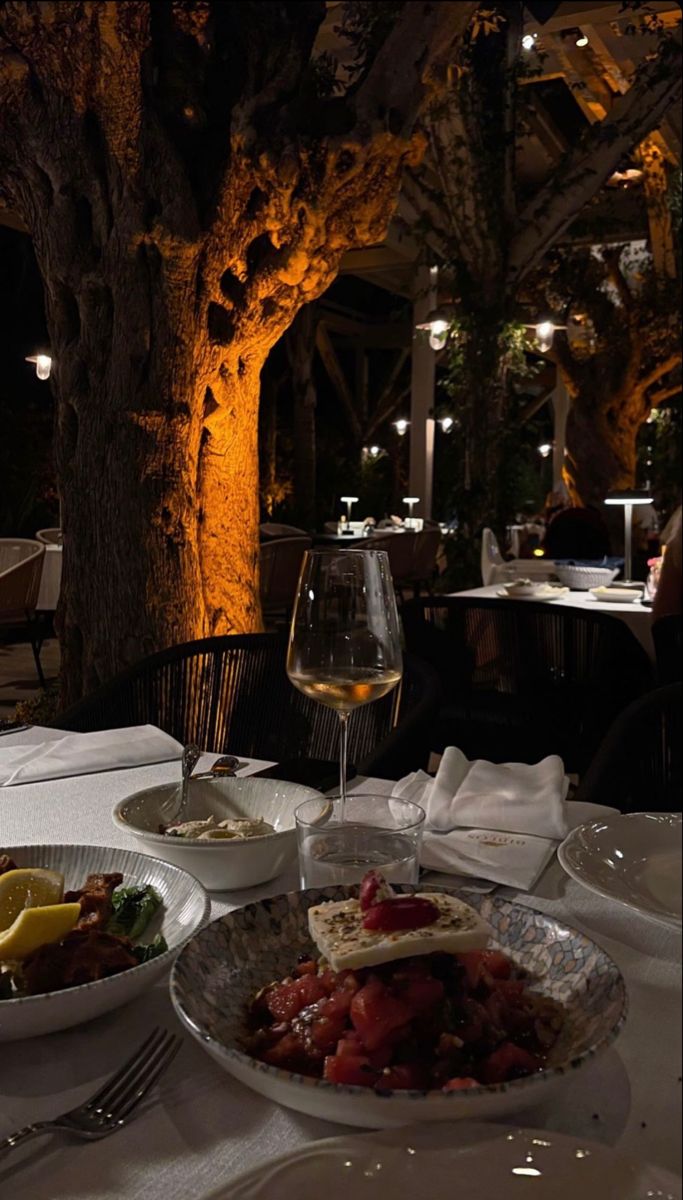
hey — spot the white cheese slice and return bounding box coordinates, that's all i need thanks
[308,893,492,972]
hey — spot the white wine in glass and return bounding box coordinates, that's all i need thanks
[287,549,403,821]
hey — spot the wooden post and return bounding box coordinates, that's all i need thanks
[409,266,437,518]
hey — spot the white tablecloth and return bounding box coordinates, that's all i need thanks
[451,583,655,660]
[0,729,680,1197]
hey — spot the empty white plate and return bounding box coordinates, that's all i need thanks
[212,1123,681,1199]
[558,812,682,929]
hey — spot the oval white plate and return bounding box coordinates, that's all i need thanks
[589,588,642,604]
[211,1124,681,1200]
[558,813,682,929]
[496,587,568,602]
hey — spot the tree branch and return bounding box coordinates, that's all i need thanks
[602,246,633,312]
[507,27,682,285]
[353,1,477,138]
[649,382,682,407]
[639,353,682,396]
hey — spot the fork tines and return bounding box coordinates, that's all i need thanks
[88,1028,181,1120]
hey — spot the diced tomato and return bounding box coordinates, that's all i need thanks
[362,896,440,933]
[350,978,412,1051]
[443,1076,480,1091]
[359,869,393,911]
[323,1054,378,1087]
[335,1032,365,1058]
[457,950,512,989]
[399,975,444,1015]
[376,1063,424,1090]
[455,997,488,1043]
[262,1032,303,1068]
[491,979,525,998]
[294,959,317,976]
[266,973,327,1021]
[310,1015,347,1052]
[479,1042,540,1085]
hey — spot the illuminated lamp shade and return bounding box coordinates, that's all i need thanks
[604,490,652,585]
[537,442,552,458]
[393,419,409,436]
[439,416,454,433]
[522,33,538,50]
[575,33,589,46]
[340,495,359,522]
[25,353,52,380]
[402,496,420,519]
[535,321,555,353]
[415,305,454,352]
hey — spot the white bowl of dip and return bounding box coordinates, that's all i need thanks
[113,777,320,891]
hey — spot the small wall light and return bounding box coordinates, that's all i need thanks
[393,419,409,436]
[537,442,553,458]
[439,416,454,433]
[26,353,52,380]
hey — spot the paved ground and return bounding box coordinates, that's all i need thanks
[0,639,60,723]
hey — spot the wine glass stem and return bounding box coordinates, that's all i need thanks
[338,711,349,823]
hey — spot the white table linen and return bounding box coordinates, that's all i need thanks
[0,725,183,786]
[451,583,655,659]
[0,730,680,1198]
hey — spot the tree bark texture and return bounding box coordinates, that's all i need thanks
[0,0,477,702]
[563,382,644,507]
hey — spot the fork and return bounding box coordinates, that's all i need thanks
[0,1027,181,1159]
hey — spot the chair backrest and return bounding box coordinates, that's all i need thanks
[259,536,312,611]
[368,531,416,584]
[409,528,442,582]
[0,539,45,618]
[575,683,682,812]
[259,523,309,541]
[652,615,682,685]
[481,528,504,585]
[401,595,654,769]
[52,633,437,770]
[35,528,62,546]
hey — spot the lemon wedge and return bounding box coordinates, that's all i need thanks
[0,868,64,931]
[0,903,81,961]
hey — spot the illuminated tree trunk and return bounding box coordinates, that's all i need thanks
[0,0,480,703]
[563,383,644,507]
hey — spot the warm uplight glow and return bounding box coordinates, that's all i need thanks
[25,353,52,380]
[393,419,409,436]
[439,416,455,433]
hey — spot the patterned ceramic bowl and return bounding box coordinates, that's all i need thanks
[170,886,627,1127]
[0,844,210,1042]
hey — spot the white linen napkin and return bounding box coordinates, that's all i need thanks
[393,745,571,890]
[0,725,183,787]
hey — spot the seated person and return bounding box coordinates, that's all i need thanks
[543,505,611,561]
[653,506,682,622]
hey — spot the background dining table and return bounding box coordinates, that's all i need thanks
[451,583,656,660]
[0,726,680,1199]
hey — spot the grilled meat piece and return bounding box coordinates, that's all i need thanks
[0,855,18,876]
[65,872,124,930]
[22,929,137,995]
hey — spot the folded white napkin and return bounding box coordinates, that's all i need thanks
[393,745,571,890]
[0,725,183,787]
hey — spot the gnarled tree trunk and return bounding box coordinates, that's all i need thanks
[0,1,478,704]
[563,382,645,507]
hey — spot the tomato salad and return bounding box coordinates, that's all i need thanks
[245,876,564,1092]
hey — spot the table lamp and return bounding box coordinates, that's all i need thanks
[340,496,359,525]
[604,490,652,584]
[402,497,420,520]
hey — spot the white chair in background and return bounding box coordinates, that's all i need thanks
[35,528,62,545]
[480,528,505,585]
[0,538,47,684]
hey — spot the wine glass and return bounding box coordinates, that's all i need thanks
[287,549,402,820]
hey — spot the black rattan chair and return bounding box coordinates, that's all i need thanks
[574,684,682,812]
[52,634,439,778]
[652,616,682,685]
[401,596,654,773]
